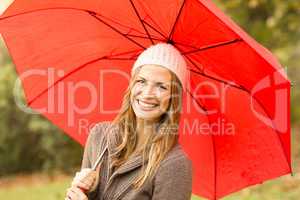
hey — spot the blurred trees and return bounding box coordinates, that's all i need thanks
[0,47,83,176]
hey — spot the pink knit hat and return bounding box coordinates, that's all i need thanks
[131,43,189,91]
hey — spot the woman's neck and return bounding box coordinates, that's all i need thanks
[135,118,158,153]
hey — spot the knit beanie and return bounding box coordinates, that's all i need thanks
[131,43,188,91]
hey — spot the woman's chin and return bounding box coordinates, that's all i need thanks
[134,110,162,122]
[135,113,158,121]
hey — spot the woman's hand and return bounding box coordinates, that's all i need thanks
[71,168,99,192]
[65,168,100,199]
[65,186,88,200]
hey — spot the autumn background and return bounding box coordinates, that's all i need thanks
[0,0,299,199]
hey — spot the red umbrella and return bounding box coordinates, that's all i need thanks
[0,0,291,199]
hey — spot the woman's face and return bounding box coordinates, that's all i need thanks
[131,64,172,122]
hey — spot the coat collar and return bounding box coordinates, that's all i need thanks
[102,122,147,200]
[102,121,181,200]
[105,122,148,175]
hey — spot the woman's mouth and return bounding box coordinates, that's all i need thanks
[137,99,159,111]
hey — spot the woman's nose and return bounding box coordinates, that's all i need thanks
[143,84,156,96]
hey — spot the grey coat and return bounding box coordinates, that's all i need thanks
[81,121,193,200]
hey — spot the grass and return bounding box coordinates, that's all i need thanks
[0,172,299,200]
[0,173,72,200]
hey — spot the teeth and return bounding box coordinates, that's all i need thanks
[138,100,157,108]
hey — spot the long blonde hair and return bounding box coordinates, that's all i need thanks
[111,66,183,189]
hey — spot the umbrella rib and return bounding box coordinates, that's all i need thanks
[129,0,154,44]
[106,49,143,58]
[190,69,245,91]
[173,41,199,50]
[186,89,207,112]
[142,20,168,40]
[27,49,141,106]
[186,88,217,199]
[27,57,130,106]
[183,39,243,55]
[105,58,137,60]
[135,0,169,40]
[243,85,292,172]
[97,13,149,36]
[174,43,245,90]
[182,52,205,72]
[0,7,147,50]
[0,7,104,20]
[127,34,164,41]
[167,0,186,42]
[27,56,104,106]
[87,11,146,49]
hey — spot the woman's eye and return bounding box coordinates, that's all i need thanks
[159,85,167,90]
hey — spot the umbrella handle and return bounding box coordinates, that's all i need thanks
[92,146,107,170]
[77,170,97,194]
[78,146,107,194]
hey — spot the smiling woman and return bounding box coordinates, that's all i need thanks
[65,43,193,200]
[131,65,172,122]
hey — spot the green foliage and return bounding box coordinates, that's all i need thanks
[213,0,300,48]
[0,64,83,176]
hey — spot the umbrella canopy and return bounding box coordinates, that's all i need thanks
[0,0,291,199]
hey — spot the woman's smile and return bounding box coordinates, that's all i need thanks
[136,99,159,111]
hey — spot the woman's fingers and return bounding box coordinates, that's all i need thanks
[72,180,90,190]
[73,186,88,200]
[71,168,98,191]
[66,168,98,199]
[66,186,88,200]
[72,174,96,189]
[66,187,76,199]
